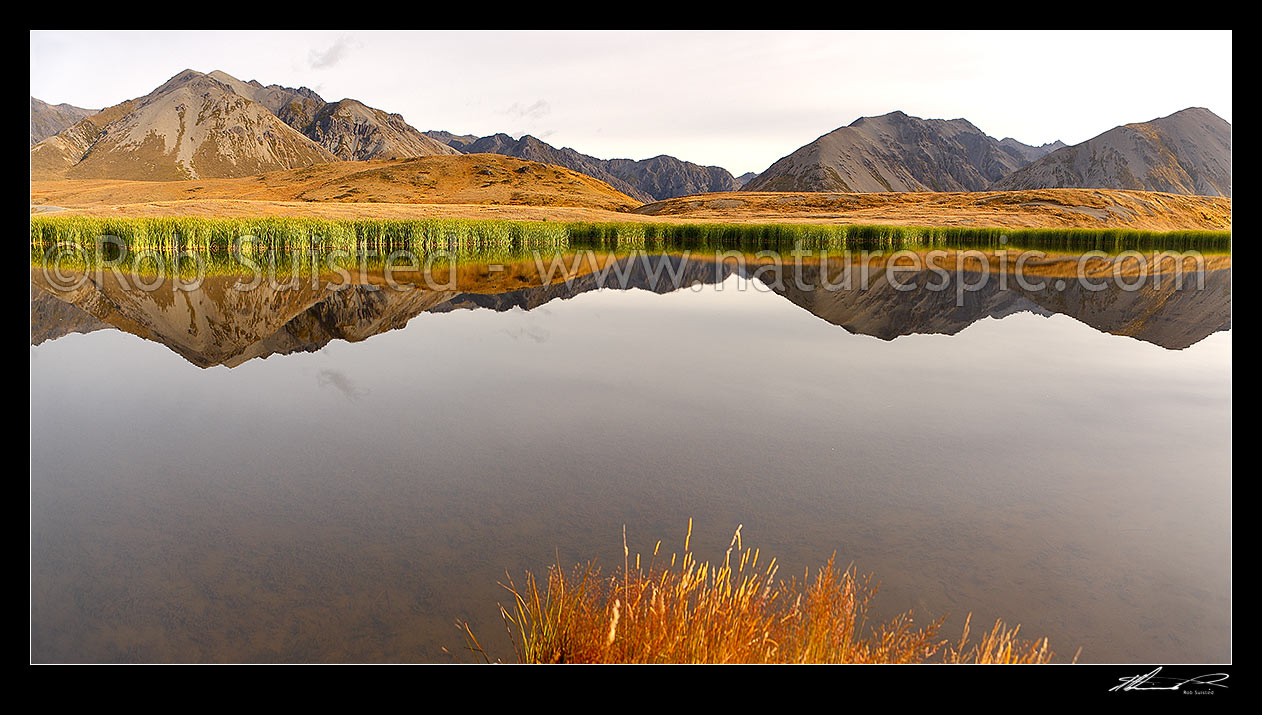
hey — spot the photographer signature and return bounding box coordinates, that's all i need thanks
[1110,667,1228,692]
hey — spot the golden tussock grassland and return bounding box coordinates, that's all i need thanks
[32,155,1229,232]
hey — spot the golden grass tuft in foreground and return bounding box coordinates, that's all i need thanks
[457,522,1065,664]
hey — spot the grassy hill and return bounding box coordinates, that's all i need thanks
[634,189,1231,231]
[31,154,642,214]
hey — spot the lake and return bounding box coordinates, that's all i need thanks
[29,245,1232,663]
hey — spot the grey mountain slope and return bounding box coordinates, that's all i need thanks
[206,70,326,133]
[205,70,456,161]
[30,97,96,146]
[305,99,458,161]
[744,111,1059,193]
[992,108,1231,197]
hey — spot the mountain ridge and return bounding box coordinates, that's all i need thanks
[744,108,1229,198]
[30,97,96,146]
[992,107,1231,197]
[306,99,458,161]
[426,131,741,202]
[742,111,1063,193]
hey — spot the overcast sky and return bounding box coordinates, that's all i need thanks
[30,30,1232,176]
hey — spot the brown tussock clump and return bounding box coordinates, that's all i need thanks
[456,522,1068,664]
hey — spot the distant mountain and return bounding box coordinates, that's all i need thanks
[997,137,1067,164]
[30,97,95,146]
[456,133,653,201]
[424,130,479,151]
[605,155,739,199]
[992,108,1231,197]
[30,99,137,178]
[744,111,1062,193]
[31,70,336,180]
[427,131,739,201]
[734,172,758,188]
[31,70,457,181]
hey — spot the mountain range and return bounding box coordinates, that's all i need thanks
[30,69,734,200]
[31,69,1231,201]
[423,132,740,202]
[742,107,1229,198]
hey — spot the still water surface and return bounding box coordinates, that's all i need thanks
[29,252,1232,662]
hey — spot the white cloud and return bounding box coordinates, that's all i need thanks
[308,36,355,70]
[504,100,551,121]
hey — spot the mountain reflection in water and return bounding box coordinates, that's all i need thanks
[30,252,1232,365]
